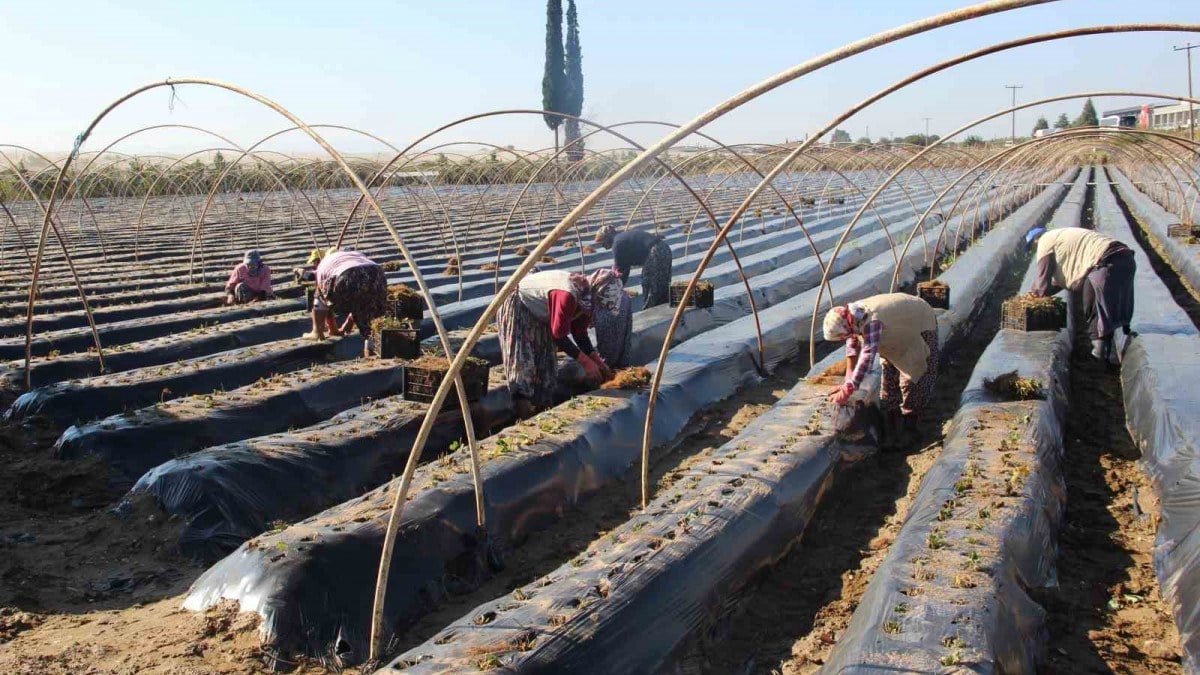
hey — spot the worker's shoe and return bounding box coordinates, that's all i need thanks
[1092,337,1119,366]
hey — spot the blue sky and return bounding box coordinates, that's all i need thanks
[1,0,1196,156]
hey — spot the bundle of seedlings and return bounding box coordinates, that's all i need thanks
[917,278,950,309]
[381,260,403,272]
[580,245,596,254]
[600,366,652,390]
[387,283,424,323]
[443,256,461,276]
[1000,294,1066,332]
[514,245,531,256]
[402,353,490,404]
[479,262,498,272]
[669,280,715,308]
[370,316,420,359]
[982,370,1045,401]
[540,255,557,264]
[808,359,848,386]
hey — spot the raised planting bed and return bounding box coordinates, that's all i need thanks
[383,188,1045,673]
[1001,294,1066,332]
[401,354,490,405]
[1112,168,1200,302]
[823,320,1072,673]
[371,317,420,360]
[127,379,512,561]
[5,334,359,431]
[52,358,410,484]
[179,190,1030,664]
[0,312,319,402]
[917,279,950,310]
[0,296,305,359]
[669,280,715,308]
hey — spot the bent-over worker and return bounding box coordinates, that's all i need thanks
[497,268,623,415]
[595,225,673,308]
[1026,226,1135,363]
[307,247,388,357]
[823,293,940,450]
[225,250,274,305]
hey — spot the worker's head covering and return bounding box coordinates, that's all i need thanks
[594,225,616,249]
[244,250,263,274]
[822,305,857,341]
[570,268,624,316]
[1025,227,1046,250]
[306,246,339,266]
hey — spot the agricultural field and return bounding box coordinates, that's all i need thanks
[2,3,1199,675]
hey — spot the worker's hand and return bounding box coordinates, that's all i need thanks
[828,382,855,406]
[577,353,604,384]
[588,352,613,380]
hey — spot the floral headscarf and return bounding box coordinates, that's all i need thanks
[594,224,616,248]
[822,304,866,341]
[569,267,623,316]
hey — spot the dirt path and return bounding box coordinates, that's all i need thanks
[389,357,818,659]
[1033,336,1182,673]
[696,264,1024,674]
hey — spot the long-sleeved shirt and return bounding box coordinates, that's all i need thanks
[547,290,595,358]
[843,318,883,391]
[613,230,663,283]
[225,263,273,295]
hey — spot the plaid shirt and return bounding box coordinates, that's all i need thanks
[844,318,883,390]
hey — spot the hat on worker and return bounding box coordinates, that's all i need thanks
[1024,227,1046,250]
[244,249,262,265]
[594,224,616,247]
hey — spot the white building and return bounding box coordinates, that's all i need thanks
[1149,102,1199,131]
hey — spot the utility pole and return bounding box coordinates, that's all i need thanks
[1005,84,1023,145]
[922,117,932,145]
[1174,43,1197,144]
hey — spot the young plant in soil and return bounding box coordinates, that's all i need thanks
[983,371,1044,401]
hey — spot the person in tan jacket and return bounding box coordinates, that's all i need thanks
[823,293,940,450]
[1026,226,1135,363]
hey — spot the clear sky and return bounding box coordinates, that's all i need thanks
[1,0,1196,157]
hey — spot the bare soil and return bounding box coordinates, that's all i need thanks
[1032,340,1183,670]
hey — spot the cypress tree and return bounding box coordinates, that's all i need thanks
[1032,116,1049,133]
[1073,98,1099,127]
[563,0,585,161]
[541,0,566,151]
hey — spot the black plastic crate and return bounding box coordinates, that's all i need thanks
[402,358,489,405]
[669,281,714,309]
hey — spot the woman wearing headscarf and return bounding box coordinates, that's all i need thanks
[497,268,624,414]
[595,224,673,308]
[224,250,274,305]
[822,293,940,450]
[306,247,388,357]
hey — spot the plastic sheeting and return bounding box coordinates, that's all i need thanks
[1099,174,1200,672]
[380,174,1064,675]
[1111,169,1200,296]
[6,335,359,429]
[53,357,409,484]
[183,179,1050,665]
[0,296,304,359]
[126,389,508,561]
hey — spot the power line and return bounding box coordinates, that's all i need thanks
[1174,43,1197,145]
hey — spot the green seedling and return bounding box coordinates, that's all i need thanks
[928,530,948,550]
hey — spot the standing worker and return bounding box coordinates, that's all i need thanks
[1026,226,1135,363]
[595,225,673,308]
[224,250,274,305]
[306,247,388,357]
[497,268,623,416]
[823,293,940,450]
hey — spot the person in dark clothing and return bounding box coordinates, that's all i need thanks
[595,225,673,308]
[1026,226,1136,363]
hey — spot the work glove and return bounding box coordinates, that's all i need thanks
[588,351,613,380]
[577,353,604,384]
[828,382,856,406]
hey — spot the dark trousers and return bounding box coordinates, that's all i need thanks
[1081,250,1135,340]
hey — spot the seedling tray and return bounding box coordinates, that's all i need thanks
[373,327,421,359]
[402,358,488,405]
[916,280,950,310]
[389,296,424,324]
[1167,222,1199,240]
[669,281,715,309]
[1001,295,1065,332]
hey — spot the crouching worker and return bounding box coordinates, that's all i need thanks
[225,250,274,305]
[823,293,940,450]
[497,269,623,417]
[595,225,673,308]
[1026,226,1135,364]
[307,247,388,357]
